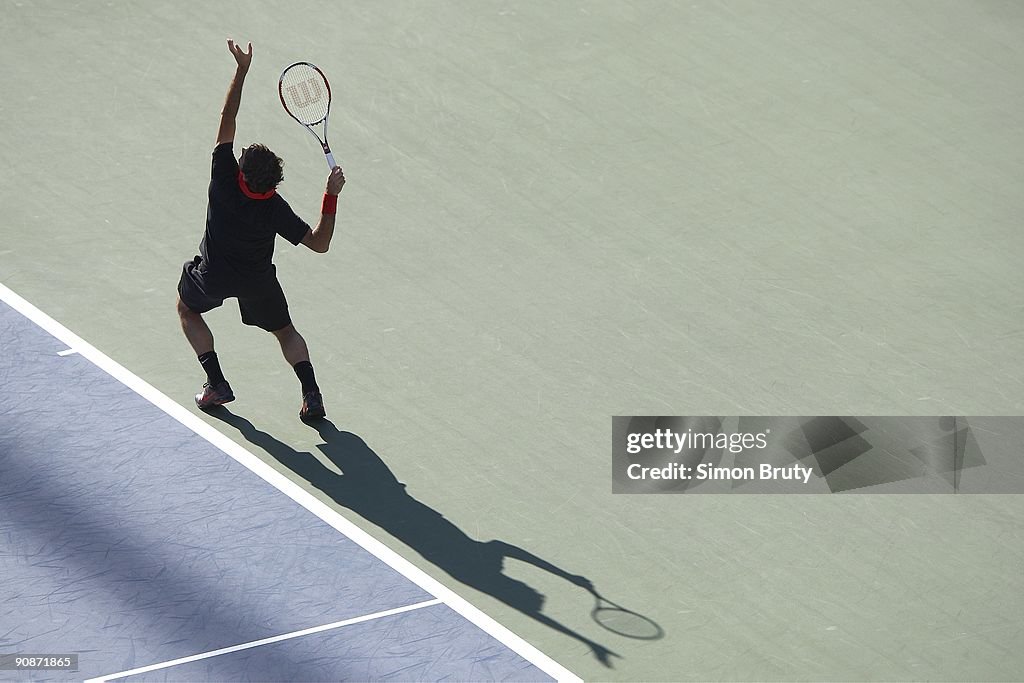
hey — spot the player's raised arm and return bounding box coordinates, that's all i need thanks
[216,39,253,145]
[302,167,345,253]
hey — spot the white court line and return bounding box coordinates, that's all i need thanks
[0,282,582,683]
[85,599,443,682]
[57,348,78,356]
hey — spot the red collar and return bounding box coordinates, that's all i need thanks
[237,171,276,199]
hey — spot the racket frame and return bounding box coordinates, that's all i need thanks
[279,61,336,169]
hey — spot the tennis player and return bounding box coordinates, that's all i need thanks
[176,39,345,420]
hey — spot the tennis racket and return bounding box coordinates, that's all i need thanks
[279,62,336,169]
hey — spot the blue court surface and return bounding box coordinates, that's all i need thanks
[0,288,575,682]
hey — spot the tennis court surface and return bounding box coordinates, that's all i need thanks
[0,290,572,682]
[4,1,1024,680]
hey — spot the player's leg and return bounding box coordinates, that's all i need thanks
[177,257,234,409]
[238,278,325,420]
[271,323,326,420]
[271,322,310,366]
[176,295,214,356]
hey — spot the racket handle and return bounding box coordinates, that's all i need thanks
[325,151,337,169]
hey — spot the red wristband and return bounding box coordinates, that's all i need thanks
[322,193,338,215]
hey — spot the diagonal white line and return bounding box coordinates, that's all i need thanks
[0,282,581,683]
[84,599,443,682]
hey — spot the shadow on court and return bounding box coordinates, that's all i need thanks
[210,409,646,668]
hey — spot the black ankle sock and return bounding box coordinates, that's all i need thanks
[293,360,319,395]
[198,351,226,386]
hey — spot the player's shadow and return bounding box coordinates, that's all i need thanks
[210,409,622,668]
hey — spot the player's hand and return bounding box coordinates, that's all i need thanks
[326,167,345,196]
[227,39,253,73]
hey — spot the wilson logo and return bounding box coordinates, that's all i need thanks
[286,77,323,108]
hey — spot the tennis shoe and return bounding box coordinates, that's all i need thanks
[300,390,326,421]
[195,381,234,410]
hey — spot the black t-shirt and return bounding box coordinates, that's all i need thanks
[199,143,309,290]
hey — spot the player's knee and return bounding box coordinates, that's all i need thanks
[176,296,199,319]
[271,323,298,340]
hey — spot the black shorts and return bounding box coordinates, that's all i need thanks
[177,256,292,332]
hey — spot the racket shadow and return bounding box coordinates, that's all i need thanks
[587,588,665,641]
[209,409,627,668]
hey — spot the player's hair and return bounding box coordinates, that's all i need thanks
[240,144,284,193]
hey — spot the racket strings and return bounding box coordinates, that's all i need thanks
[280,64,330,125]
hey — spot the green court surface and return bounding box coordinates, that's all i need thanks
[3,1,1023,680]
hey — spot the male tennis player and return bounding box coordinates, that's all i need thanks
[177,39,345,420]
